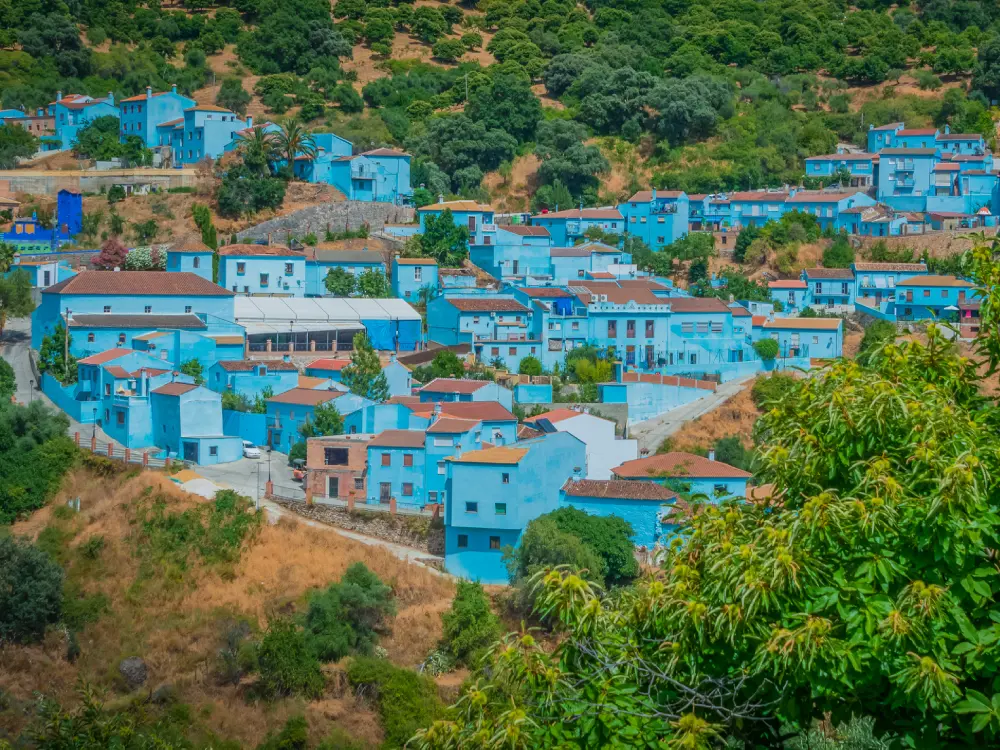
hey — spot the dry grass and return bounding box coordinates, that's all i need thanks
[1,470,454,747]
[671,388,762,452]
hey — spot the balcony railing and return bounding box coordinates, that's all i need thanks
[651,204,678,215]
[896,177,915,188]
[481,223,498,232]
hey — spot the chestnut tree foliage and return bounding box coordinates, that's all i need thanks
[413,238,1000,749]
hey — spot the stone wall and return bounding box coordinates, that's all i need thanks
[0,169,200,195]
[855,230,981,259]
[272,497,444,556]
[237,201,415,244]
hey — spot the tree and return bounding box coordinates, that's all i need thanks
[534,120,609,196]
[518,356,543,376]
[73,116,125,160]
[38,323,77,385]
[856,319,896,366]
[753,337,779,361]
[440,581,501,668]
[273,120,317,177]
[238,126,278,176]
[106,185,126,204]
[217,77,251,116]
[341,332,390,402]
[356,268,391,298]
[504,515,605,586]
[131,220,158,244]
[973,34,1000,101]
[0,536,64,644]
[304,562,396,661]
[0,269,34,337]
[179,358,204,385]
[823,236,855,268]
[0,358,14,401]
[80,210,103,244]
[0,124,38,169]
[216,164,286,218]
[465,67,542,143]
[735,224,761,264]
[546,506,639,585]
[412,350,466,383]
[432,38,465,62]
[417,209,470,267]
[251,619,325,699]
[299,400,344,438]
[120,136,153,168]
[324,267,356,296]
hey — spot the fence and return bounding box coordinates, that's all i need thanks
[69,429,169,470]
[270,483,435,518]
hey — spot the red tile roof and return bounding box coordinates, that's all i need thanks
[561,478,679,501]
[612,451,751,480]
[525,408,584,425]
[532,208,623,220]
[151,382,199,396]
[500,225,550,237]
[938,133,982,140]
[897,128,937,136]
[421,378,490,394]
[879,148,938,155]
[363,148,410,157]
[727,191,790,202]
[120,91,172,102]
[896,274,973,287]
[412,401,517,422]
[42,271,233,297]
[394,257,438,265]
[804,153,875,161]
[77,349,132,365]
[625,190,684,202]
[218,244,302,257]
[572,280,669,306]
[764,317,841,331]
[307,358,350,371]
[447,298,529,313]
[668,297,733,313]
[933,163,961,172]
[217,360,298,372]
[427,417,481,434]
[368,430,426,448]
[266,388,342,406]
[517,287,573,298]
[768,280,807,289]
[184,104,234,113]
[104,365,131,379]
[853,262,927,272]
[785,191,866,204]
[803,268,854,279]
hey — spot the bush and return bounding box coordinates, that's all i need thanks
[256,715,308,750]
[707,435,752,472]
[505,515,604,585]
[252,619,325,699]
[857,320,897,366]
[347,657,441,747]
[753,338,780,361]
[107,184,126,204]
[440,581,501,667]
[750,372,797,409]
[432,38,466,62]
[517,355,543,376]
[822,236,855,268]
[545,506,639,585]
[0,536,64,644]
[0,356,15,400]
[304,562,396,662]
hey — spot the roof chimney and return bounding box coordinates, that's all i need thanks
[56,91,62,102]
[107,91,114,105]
[146,86,152,100]
[708,449,716,461]
[438,193,444,204]
[171,83,177,94]
[247,115,253,128]
[651,187,656,200]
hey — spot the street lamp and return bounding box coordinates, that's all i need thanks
[28,379,34,404]
[267,446,272,482]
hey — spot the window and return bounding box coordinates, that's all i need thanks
[236,262,246,274]
[816,282,823,294]
[105,384,111,396]
[437,461,446,474]
[284,263,293,275]
[495,503,507,515]
[812,335,819,344]
[381,452,391,466]
[489,536,501,550]
[681,322,694,334]
[403,453,413,467]
[402,483,413,496]
[354,477,364,490]
[841,282,849,295]
[428,491,438,502]
[465,502,478,513]
[209,446,218,457]
[639,217,646,223]
[923,289,930,297]
[491,347,499,356]
[104,305,111,313]
[696,322,709,333]
[117,411,125,425]
[193,257,200,268]
[607,320,617,337]
[414,267,422,281]
[457,534,468,548]
[505,347,515,356]
[144,305,152,313]
[645,320,654,337]
[710,321,723,333]
[713,483,727,495]
[185,306,192,313]
[118,333,126,344]
[260,273,269,287]
[87,333,95,342]
[502,472,510,484]
[473,316,480,324]
[324,447,348,465]
[942,289,949,298]
[626,320,636,338]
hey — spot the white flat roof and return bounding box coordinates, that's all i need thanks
[233,296,420,334]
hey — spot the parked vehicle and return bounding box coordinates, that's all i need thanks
[242,441,261,459]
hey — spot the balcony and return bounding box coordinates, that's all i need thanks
[565,221,582,235]
[895,161,915,172]
[896,176,915,188]
[481,223,497,233]
[651,204,678,215]
[350,167,374,180]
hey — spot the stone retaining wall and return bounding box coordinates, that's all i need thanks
[237,202,415,244]
[273,497,444,556]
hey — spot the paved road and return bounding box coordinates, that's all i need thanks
[628,374,756,453]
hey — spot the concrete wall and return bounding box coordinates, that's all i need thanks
[237,201,415,244]
[0,169,201,195]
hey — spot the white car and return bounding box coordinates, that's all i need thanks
[242,441,261,459]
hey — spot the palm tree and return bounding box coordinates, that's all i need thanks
[239,125,278,176]
[273,120,317,179]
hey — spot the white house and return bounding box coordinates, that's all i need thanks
[524,408,638,479]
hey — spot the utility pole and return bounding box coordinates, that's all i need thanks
[63,308,71,381]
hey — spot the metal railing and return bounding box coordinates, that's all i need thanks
[270,485,435,517]
[68,429,168,469]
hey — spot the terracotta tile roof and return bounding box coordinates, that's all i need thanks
[575,242,624,255]
[897,128,937,136]
[896,274,973,287]
[387,395,422,408]
[68,313,206,329]
[421,378,490,394]
[938,133,982,140]
[853,262,927,272]
[307,358,350,371]
[561,478,679,501]
[499,225,550,237]
[879,148,938,155]
[427,417,481,434]
[804,153,875,161]
[298,375,330,388]
[130,367,170,377]
[517,424,544,440]
[615,372,717,391]
[78,349,132,365]
[216,360,298,372]
[727,191,790,202]
[266,388,342,406]
[785,191,866,204]
[209,335,245,345]
[104,365,131,379]
[447,298,529,313]
[133,331,169,341]
[612,451,751,480]
[394,257,438,265]
[363,148,410,157]
[729,305,752,317]
[531,208,623,220]
[952,154,988,161]
[151,382,199,396]
[168,236,213,253]
[417,200,494,213]
[933,163,961,172]
[588,272,615,279]
[412,401,517,422]
[306,248,385,264]
[769,280,807,289]
[451,445,528,465]
[871,122,903,131]
[368,430,426,448]
[803,268,854,279]
[43,272,233,297]
[184,104,234,113]
[669,297,733,313]
[156,118,184,128]
[550,246,594,257]
[517,287,573,298]
[571,280,668,306]
[121,91,172,102]
[525,408,583,425]
[218,244,301,257]
[751,315,768,327]
[763,318,842,330]
[625,190,685,202]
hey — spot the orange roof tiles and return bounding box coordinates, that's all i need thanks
[266,388,342,406]
[421,378,490,394]
[394,257,438,265]
[78,349,132,365]
[427,417,482,434]
[368,430,426,448]
[561,478,679,501]
[896,274,973,287]
[151,382,199,396]
[307,358,350,371]
[763,318,842,330]
[218,244,302,257]
[525,408,583,425]
[43,271,233,297]
[451,445,528,465]
[612,451,751,480]
[769,280,808,289]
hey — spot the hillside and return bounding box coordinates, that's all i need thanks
[0,467,455,748]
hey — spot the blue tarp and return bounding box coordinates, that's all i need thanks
[362,318,395,350]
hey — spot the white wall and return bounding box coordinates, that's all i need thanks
[557,413,638,479]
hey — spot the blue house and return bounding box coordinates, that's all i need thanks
[150,381,244,464]
[470,225,552,281]
[418,200,497,247]
[560,479,679,549]
[290,132,354,182]
[894,274,975,321]
[7,259,76,289]
[32,271,236,350]
[444,431,587,583]
[757,317,843,360]
[265,388,372,453]
[598,372,718,423]
[867,122,903,152]
[768,279,809,314]
[208,359,299,399]
[2,190,83,250]
[327,149,412,204]
[392,257,438,302]
[548,243,632,285]
[801,268,855,313]
[804,153,876,188]
[529,208,624,246]
[304,246,387,297]
[612,451,750,501]
[219,245,306,297]
[51,92,118,150]
[119,85,197,148]
[418,378,513,411]
[782,191,876,231]
[853,261,928,309]
[166,239,214,281]
[169,105,248,166]
[618,190,690,250]
[728,191,791,228]
[426,295,532,346]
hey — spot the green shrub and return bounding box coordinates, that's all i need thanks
[253,619,325,699]
[347,657,441,747]
[256,715,308,750]
[753,338,780,361]
[0,356,15,400]
[0,536,64,644]
[304,562,396,662]
[857,320,897,366]
[440,581,501,667]
[750,372,797,409]
[517,355,543,376]
[504,515,604,585]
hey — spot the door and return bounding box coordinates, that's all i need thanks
[468,216,476,232]
[182,441,198,463]
[328,477,339,498]
[512,260,518,275]
[625,345,636,365]
[905,291,913,303]
[43,270,51,286]
[379,482,391,504]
